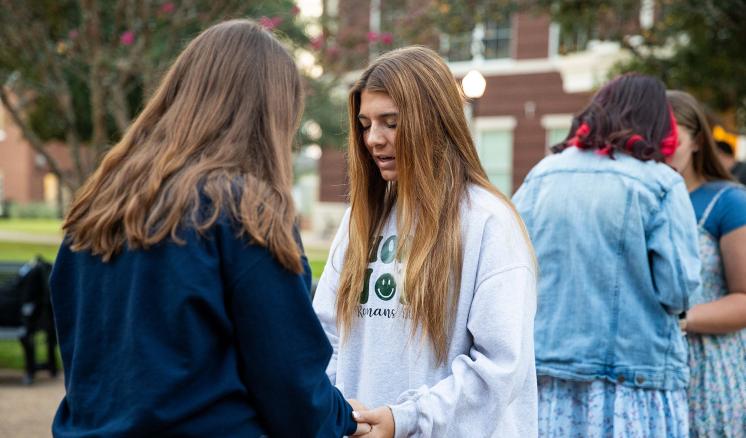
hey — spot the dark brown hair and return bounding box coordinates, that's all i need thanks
[63,19,304,272]
[667,90,733,182]
[553,73,674,162]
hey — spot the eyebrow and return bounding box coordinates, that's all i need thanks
[357,112,399,120]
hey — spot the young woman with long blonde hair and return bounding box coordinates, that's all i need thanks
[313,46,538,437]
[50,20,363,437]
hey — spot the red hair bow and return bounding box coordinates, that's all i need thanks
[660,109,679,157]
[570,108,679,157]
[568,123,591,148]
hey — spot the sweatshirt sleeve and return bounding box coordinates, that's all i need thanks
[312,209,352,384]
[220,221,357,437]
[389,214,538,437]
[647,180,701,314]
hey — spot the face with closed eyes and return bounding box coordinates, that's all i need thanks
[358,90,399,182]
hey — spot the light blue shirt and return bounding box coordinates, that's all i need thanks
[513,147,701,390]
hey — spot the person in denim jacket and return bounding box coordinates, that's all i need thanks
[513,74,701,437]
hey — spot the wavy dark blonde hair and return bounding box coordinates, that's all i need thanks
[63,19,304,272]
[336,46,533,363]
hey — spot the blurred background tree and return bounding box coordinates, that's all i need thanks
[314,0,745,132]
[527,0,746,130]
[0,0,344,194]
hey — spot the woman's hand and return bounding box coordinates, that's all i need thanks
[351,406,395,438]
[349,399,373,436]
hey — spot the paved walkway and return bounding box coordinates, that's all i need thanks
[0,231,61,245]
[0,369,63,438]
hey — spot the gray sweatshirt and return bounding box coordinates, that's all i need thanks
[313,185,538,437]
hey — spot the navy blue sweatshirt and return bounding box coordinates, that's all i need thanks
[50,218,356,437]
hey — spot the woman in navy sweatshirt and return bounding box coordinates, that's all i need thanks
[50,19,361,438]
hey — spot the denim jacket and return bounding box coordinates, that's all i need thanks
[512,147,701,391]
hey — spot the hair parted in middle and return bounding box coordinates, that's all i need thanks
[336,45,532,363]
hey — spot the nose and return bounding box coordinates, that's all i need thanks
[365,124,386,149]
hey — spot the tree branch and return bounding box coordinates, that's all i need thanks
[0,86,73,190]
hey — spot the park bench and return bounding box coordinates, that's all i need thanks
[0,258,58,384]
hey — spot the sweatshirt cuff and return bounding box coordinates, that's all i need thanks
[343,400,358,437]
[390,399,417,438]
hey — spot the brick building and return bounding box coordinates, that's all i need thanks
[0,104,71,215]
[312,1,635,235]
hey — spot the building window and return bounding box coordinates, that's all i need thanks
[558,25,596,55]
[546,128,569,147]
[43,173,59,204]
[440,31,473,62]
[475,117,516,195]
[541,114,573,151]
[440,16,512,63]
[482,19,511,60]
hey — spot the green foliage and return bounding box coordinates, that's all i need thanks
[6,202,61,219]
[0,0,347,187]
[530,0,746,128]
[433,0,516,34]
[301,76,348,149]
[629,0,746,125]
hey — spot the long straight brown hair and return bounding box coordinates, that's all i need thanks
[667,90,733,182]
[336,46,532,363]
[64,19,304,272]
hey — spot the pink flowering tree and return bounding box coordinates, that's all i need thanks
[0,0,325,193]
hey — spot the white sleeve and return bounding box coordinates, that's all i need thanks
[312,208,351,385]
[389,214,538,437]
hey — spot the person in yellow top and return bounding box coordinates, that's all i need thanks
[712,125,746,185]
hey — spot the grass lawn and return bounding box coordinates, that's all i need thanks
[0,241,59,262]
[0,218,62,236]
[0,333,59,371]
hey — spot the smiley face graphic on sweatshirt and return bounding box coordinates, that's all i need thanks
[359,234,404,304]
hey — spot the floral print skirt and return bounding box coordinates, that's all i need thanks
[538,376,688,438]
[688,332,746,438]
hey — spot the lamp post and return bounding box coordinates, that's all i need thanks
[462,70,486,142]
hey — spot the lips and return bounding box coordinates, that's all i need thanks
[374,155,396,170]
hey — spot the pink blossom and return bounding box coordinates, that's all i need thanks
[310,35,324,50]
[366,31,378,42]
[160,2,175,14]
[120,31,135,46]
[68,29,79,39]
[327,44,340,57]
[291,5,301,16]
[259,16,283,29]
[380,32,393,45]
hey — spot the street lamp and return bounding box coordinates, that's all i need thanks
[461,69,486,141]
[462,70,486,99]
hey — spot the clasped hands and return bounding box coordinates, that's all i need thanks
[348,399,395,437]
